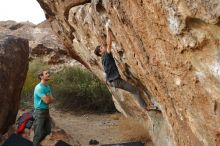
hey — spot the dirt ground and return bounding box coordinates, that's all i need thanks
[40,109,154,146]
[8,109,153,146]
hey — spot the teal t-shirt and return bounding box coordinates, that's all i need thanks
[34,82,52,109]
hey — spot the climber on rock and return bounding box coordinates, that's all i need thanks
[94,21,159,111]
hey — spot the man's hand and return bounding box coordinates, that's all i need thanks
[105,23,109,30]
[105,19,112,29]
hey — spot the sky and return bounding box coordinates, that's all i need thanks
[0,0,45,24]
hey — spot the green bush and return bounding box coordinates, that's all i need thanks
[51,67,115,113]
[20,59,116,113]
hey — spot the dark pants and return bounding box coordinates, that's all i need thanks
[110,78,147,108]
[33,109,51,146]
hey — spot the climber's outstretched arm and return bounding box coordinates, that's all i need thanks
[106,26,112,53]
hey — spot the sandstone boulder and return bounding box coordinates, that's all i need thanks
[0,35,29,136]
[37,0,220,145]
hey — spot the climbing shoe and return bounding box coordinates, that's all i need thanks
[146,106,161,112]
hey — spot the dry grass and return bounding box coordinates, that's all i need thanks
[117,115,153,146]
[110,113,121,120]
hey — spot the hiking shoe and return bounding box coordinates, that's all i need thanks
[89,139,93,145]
[89,139,99,145]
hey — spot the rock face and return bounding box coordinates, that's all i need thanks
[0,36,29,136]
[37,0,220,146]
[0,20,74,66]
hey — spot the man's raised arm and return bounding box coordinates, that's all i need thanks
[106,25,112,53]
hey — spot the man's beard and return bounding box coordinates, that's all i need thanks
[44,78,50,81]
